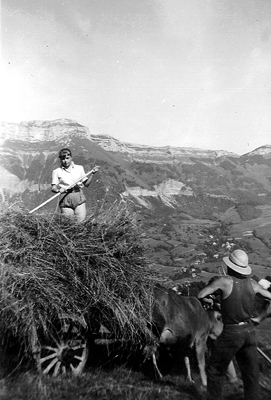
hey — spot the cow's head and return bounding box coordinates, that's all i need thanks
[207,310,223,340]
[160,328,176,345]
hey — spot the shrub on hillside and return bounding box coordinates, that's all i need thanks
[236,205,261,221]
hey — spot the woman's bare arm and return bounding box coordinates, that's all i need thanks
[251,279,271,300]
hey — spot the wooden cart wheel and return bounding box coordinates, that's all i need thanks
[33,317,88,376]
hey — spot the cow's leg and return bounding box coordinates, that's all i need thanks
[184,356,194,382]
[195,337,207,386]
[143,345,163,379]
[152,352,163,379]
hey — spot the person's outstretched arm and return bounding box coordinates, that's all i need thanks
[83,166,99,188]
[252,280,271,300]
[198,277,225,300]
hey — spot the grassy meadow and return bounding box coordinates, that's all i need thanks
[1,329,271,400]
[0,367,206,400]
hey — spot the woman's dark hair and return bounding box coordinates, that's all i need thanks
[59,148,72,159]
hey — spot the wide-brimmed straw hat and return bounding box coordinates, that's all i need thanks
[223,249,251,275]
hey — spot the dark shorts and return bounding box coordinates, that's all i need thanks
[59,190,86,210]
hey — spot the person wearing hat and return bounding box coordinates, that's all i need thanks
[51,148,99,222]
[197,249,271,400]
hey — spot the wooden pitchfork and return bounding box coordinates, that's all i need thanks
[28,166,98,214]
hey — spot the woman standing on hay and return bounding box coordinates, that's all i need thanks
[51,148,98,222]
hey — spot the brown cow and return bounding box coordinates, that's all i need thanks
[145,284,223,386]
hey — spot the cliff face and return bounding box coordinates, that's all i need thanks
[1,119,271,218]
[90,134,238,160]
[123,179,194,209]
[1,119,89,145]
[1,119,238,163]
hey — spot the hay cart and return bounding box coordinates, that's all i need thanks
[1,206,159,377]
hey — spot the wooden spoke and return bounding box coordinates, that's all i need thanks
[70,363,76,372]
[70,344,86,351]
[43,358,59,374]
[40,352,58,364]
[74,355,84,361]
[53,361,61,377]
[43,346,58,352]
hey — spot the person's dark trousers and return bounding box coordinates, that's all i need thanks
[207,323,260,400]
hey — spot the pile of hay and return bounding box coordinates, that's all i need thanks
[0,202,163,358]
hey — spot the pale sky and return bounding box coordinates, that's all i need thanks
[1,0,271,155]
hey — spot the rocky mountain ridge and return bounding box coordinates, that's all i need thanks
[243,145,271,157]
[1,119,238,163]
[1,119,271,219]
[1,119,88,144]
